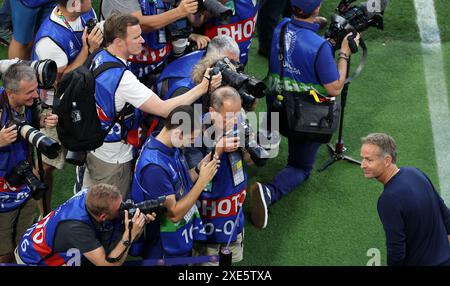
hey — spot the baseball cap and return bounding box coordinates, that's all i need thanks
[290,0,322,14]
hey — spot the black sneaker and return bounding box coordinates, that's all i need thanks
[251,182,271,229]
[73,165,86,195]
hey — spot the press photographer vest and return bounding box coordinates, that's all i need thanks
[267,18,329,97]
[91,50,142,147]
[128,0,174,78]
[20,0,55,8]
[197,150,247,244]
[142,50,204,136]
[156,50,205,100]
[0,88,33,213]
[18,190,121,266]
[32,9,96,64]
[203,0,259,65]
[131,136,206,257]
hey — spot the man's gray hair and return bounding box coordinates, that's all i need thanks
[210,86,241,111]
[3,63,36,93]
[361,133,398,164]
[207,35,240,60]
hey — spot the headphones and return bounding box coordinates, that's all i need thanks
[66,0,82,13]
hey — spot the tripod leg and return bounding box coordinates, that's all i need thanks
[326,143,335,156]
[343,155,361,166]
[318,155,338,172]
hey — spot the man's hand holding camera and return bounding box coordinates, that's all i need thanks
[0,124,18,148]
[177,0,199,17]
[189,33,211,49]
[340,32,361,57]
[82,25,103,54]
[215,135,240,157]
[122,208,156,243]
[200,68,222,94]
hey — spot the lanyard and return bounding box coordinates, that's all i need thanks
[174,149,190,198]
[56,8,83,47]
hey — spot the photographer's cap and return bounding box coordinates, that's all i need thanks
[291,0,322,14]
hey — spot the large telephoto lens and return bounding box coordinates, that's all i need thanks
[19,125,61,159]
[22,59,57,89]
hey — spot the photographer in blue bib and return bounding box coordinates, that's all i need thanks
[156,35,240,102]
[80,13,221,198]
[191,0,259,66]
[187,86,250,265]
[130,105,219,260]
[100,0,204,88]
[0,63,59,264]
[16,183,156,266]
[32,0,103,215]
[251,0,360,229]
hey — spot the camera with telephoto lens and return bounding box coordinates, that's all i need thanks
[6,113,61,160]
[120,197,167,219]
[0,58,57,90]
[166,18,192,57]
[238,118,269,167]
[5,161,48,200]
[225,115,269,167]
[325,0,388,52]
[210,57,266,110]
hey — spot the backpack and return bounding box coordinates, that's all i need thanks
[54,51,130,152]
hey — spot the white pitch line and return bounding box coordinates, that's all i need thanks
[414,0,450,204]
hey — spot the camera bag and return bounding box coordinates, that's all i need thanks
[277,21,341,144]
[54,49,131,151]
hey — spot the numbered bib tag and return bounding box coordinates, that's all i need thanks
[183,204,198,223]
[229,151,245,187]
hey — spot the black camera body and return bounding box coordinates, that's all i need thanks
[7,113,61,160]
[86,18,98,35]
[166,15,192,41]
[325,0,387,52]
[120,197,166,219]
[210,57,266,110]
[5,161,48,200]
[238,119,269,167]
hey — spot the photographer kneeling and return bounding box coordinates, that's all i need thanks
[16,183,156,266]
[251,0,360,229]
[0,63,57,264]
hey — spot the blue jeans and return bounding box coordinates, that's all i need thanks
[266,135,321,204]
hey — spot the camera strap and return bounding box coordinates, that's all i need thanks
[56,8,83,48]
[105,220,133,264]
[202,73,213,114]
